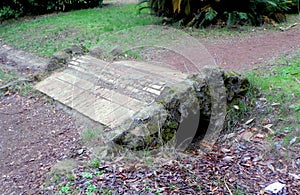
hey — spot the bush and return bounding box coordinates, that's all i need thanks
[144,0,299,27]
[0,0,103,21]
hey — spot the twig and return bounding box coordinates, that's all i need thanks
[0,78,32,91]
[279,23,298,31]
[224,177,233,195]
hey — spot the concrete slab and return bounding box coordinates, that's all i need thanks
[35,54,187,133]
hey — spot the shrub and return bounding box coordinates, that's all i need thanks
[0,0,103,21]
[144,0,299,27]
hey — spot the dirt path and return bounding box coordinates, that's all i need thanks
[0,24,300,194]
[0,94,83,194]
[205,26,300,71]
[150,26,300,72]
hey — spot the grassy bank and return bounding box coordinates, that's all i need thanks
[0,4,160,57]
[1,4,299,57]
[247,54,300,146]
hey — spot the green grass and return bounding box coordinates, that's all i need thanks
[245,53,300,149]
[0,68,17,82]
[247,57,300,121]
[0,4,160,57]
[0,68,35,96]
[0,68,17,95]
[225,51,299,149]
[1,4,299,58]
[80,128,104,145]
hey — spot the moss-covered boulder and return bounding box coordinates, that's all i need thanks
[112,68,250,150]
[113,103,170,150]
[46,44,88,72]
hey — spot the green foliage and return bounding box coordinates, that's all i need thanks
[144,0,299,27]
[0,6,20,20]
[0,4,160,57]
[247,55,300,126]
[0,0,103,21]
[89,158,101,168]
[81,172,93,179]
[59,182,72,194]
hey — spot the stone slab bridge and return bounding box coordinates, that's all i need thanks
[35,54,187,130]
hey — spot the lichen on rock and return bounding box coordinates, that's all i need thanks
[46,44,88,72]
[112,68,250,151]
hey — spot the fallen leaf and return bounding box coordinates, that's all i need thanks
[255,133,265,139]
[211,186,218,192]
[264,182,286,194]
[289,173,300,180]
[271,103,280,106]
[263,124,274,133]
[241,163,252,167]
[259,98,267,101]
[221,148,231,153]
[266,162,275,172]
[223,156,235,162]
[289,137,297,145]
[262,119,269,125]
[253,156,262,162]
[245,118,255,125]
[263,124,273,129]
[226,133,235,139]
[240,131,253,141]
[233,105,239,110]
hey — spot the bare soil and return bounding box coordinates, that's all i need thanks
[0,24,300,194]
[0,93,83,194]
[146,26,300,72]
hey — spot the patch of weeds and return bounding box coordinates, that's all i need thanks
[234,188,245,195]
[0,68,36,96]
[13,82,35,96]
[224,82,258,131]
[247,56,300,122]
[244,53,300,152]
[59,182,72,194]
[81,128,102,144]
[0,68,18,95]
[100,188,113,195]
[0,68,17,82]
[155,189,163,194]
[81,171,93,179]
[89,158,100,168]
[66,173,75,181]
[96,171,103,176]
[86,184,98,194]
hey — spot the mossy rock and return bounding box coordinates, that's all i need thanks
[113,68,250,151]
[46,44,88,72]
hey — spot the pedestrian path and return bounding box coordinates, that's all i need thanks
[35,54,187,129]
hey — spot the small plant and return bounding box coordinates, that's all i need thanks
[59,182,72,194]
[67,173,75,181]
[81,128,103,144]
[81,172,93,179]
[86,184,98,194]
[89,158,100,168]
[100,188,113,195]
[96,171,103,176]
